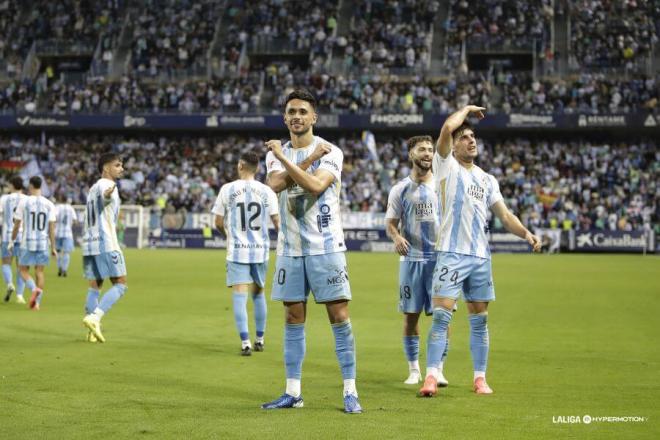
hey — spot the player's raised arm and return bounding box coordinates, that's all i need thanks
[437,105,486,158]
[490,201,541,252]
[266,142,331,193]
[266,140,335,196]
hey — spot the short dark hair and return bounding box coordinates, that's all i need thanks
[29,176,42,189]
[407,135,434,152]
[284,89,316,110]
[452,122,473,142]
[9,176,23,191]
[240,151,260,171]
[98,153,121,173]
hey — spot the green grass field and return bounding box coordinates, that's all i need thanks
[1,250,658,439]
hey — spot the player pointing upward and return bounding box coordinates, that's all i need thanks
[419,105,541,397]
[261,89,362,414]
[81,153,128,343]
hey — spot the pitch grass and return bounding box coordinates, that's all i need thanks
[1,250,658,439]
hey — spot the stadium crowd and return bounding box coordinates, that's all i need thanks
[131,0,220,77]
[5,71,657,115]
[569,0,659,70]
[335,0,437,70]
[1,134,656,233]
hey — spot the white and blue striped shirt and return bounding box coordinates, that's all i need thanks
[212,179,279,264]
[13,195,57,252]
[81,178,121,256]
[0,192,27,243]
[433,153,503,259]
[266,136,346,257]
[55,204,77,239]
[386,177,440,261]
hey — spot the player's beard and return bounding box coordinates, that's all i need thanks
[413,158,432,171]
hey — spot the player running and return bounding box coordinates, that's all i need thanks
[81,153,128,343]
[55,197,78,277]
[1,176,28,303]
[419,105,542,397]
[261,89,362,413]
[385,135,451,387]
[212,151,280,356]
[10,176,57,310]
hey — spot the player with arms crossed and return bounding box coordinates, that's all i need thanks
[386,135,452,387]
[419,106,542,397]
[1,176,27,303]
[81,153,128,343]
[55,197,78,277]
[261,89,362,413]
[212,151,280,356]
[10,176,57,310]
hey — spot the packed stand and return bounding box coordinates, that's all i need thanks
[1,134,656,233]
[0,80,39,113]
[0,0,21,77]
[497,72,659,115]
[222,0,338,57]
[569,0,659,70]
[131,0,220,77]
[268,66,491,113]
[446,0,553,66]
[336,0,436,70]
[42,75,261,114]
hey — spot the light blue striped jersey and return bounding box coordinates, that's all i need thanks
[55,204,77,239]
[211,179,279,263]
[13,195,57,252]
[386,176,440,261]
[0,192,26,243]
[432,153,503,259]
[81,178,121,256]
[265,136,346,257]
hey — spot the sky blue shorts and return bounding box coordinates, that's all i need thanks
[18,248,49,267]
[55,237,75,253]
[399,259,435,314]
[83,251,127,280]
[272,252,352,303]
[226,261,267,288]
[1,241,19,259]
[432,252,495,302]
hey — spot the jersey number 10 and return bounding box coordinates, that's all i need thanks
[29,211,47,231]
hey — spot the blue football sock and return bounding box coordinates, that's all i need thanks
[85,288,100,315]
[427,308,453,368]
[332,320,356,380]
[441,337,450,363]
[16,270,25,295]
[98,283,127,313]
[469,313,489,373]
[252,292,267,339]
[56,255,62,270]
[403,335,420,362]
[61,253,71,271]
[232,292,249,341]
[284,323,305,380]
[2,264,12,284]
[25,278,36,291]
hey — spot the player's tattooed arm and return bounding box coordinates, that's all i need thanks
[214,215,227,238]
[437,105,485,158]
[386,218,410,256]
[266,140,333,195]
[491,201,542,252]
[8,219,20,250]
[271,214,280,235]
[49,221,57,257]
